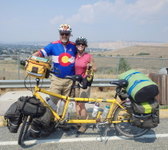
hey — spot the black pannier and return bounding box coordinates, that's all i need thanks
[18,96,46,118]
[132,113,159,128]
[131,99,159,128]
[4,96,46,133]
[4,102,22,133]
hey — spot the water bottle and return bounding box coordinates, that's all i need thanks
[46,97,57,111]
[92,102,100,118]
[102,105,110,119]
[58,100,65,115]
[66,102,74,119]
[125,98,132,113]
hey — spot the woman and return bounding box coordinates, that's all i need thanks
[75,37,96,133]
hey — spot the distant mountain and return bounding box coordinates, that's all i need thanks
[13,41,50,46]
[0,41,50,46]
[0,40,167,49]
[88,41,167,49]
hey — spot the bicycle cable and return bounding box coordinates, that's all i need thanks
[23,75,33,93]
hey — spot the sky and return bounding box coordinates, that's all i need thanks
[0,0,168,43]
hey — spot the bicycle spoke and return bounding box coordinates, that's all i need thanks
[113,102,150,137]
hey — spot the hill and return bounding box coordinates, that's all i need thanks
[98,45,168,58]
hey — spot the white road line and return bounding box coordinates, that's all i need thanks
[0,134,168,146]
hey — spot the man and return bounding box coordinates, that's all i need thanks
[34,24,76,102]
[30,24,77,137]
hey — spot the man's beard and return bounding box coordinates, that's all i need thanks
[61,38,69,43]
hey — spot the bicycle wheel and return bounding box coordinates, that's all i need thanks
[18,116,32,146]
[113,102,150,138]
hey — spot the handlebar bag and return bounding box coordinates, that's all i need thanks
[25,56,51,79]
[119,69,159,103]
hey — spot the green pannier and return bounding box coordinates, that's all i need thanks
[119,69,159,103]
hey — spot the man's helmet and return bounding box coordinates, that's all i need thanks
[75,37,88,46]
[58,24,72,33]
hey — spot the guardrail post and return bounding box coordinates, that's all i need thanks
[149,73,168,105]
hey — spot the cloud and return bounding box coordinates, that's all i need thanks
[122,0,168,19]
[50,0,168,25]
[50,4,95,25]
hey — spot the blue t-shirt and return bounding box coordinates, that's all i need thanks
[40,40,77,78]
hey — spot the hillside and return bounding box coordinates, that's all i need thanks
[99,45,168,58]
[89,41,167,50]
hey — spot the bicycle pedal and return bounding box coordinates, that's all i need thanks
[59,119,66,124]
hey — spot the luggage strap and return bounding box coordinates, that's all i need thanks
[124,72,141,80]
[20,97,29,112]
[128,80,149,95]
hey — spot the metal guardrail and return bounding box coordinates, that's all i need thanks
[0,79,118,88]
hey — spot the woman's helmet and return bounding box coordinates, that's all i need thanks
[58,24,72,33]
[75,36,88,46]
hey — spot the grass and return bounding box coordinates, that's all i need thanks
[0,116,7,127]
[159,105,168,109]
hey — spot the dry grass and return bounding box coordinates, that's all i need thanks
[0,88,28,95]
[90,87,116,99]
[93,45,168,75]
[0,87,117,98]
[94,74,117,79]
[0,60,25,80]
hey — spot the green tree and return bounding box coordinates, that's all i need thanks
[118,58,131,73]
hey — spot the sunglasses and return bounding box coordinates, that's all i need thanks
[76,43,86,46]
[60,33,70,36]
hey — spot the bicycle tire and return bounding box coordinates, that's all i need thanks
[18,116,32,146]
[113,102,150,138]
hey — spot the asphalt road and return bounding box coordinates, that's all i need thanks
[0,118,168,150]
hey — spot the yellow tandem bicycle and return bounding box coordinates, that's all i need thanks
[18,56,150,145]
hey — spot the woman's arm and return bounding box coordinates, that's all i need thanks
[88,55,96,72]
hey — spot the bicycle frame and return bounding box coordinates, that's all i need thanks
[17,58,151,146]
[33,85,127,124]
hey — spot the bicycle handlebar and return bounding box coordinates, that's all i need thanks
[20,59,89,89]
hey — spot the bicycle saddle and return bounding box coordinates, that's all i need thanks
[65,75,83,82]
[110,79,128,88]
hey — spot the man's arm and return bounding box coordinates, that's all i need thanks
[32,49,44,57]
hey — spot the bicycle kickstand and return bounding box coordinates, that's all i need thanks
[96,123,110,143]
